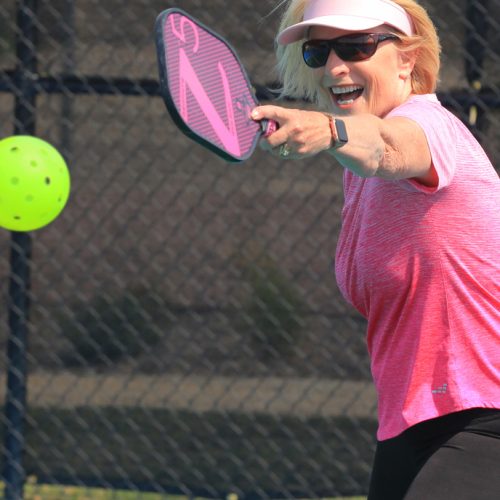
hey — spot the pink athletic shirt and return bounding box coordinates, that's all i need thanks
[335,94,500,441]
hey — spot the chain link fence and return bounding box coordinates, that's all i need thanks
[0,0,498,498]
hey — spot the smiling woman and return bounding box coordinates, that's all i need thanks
[251,1,500,499]
[273,0,440,111]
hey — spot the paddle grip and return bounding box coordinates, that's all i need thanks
[261,119,279,137]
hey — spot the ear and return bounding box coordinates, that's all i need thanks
[398,50,417,80]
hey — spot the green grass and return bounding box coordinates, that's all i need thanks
[24,481,168,499]
[21,479,367,499]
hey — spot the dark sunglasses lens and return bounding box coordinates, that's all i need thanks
[303,42,330,68]
[335,35,377,61]
[302,35,394,67]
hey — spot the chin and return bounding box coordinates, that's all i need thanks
[331,101,366,116]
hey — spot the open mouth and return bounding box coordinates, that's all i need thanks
[330,85,364,106]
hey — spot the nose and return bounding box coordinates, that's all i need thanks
[324,50,350,79]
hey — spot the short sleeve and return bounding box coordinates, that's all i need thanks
[387,95,458,193]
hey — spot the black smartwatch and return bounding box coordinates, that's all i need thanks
[334,118,348,148]
[324,114,348,150]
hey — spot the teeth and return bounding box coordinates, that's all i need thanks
[331,85,363,95]
[338,98,355,105]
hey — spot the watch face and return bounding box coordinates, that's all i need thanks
[335,119,348,145]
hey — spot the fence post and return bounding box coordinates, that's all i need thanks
[2,1,38,499]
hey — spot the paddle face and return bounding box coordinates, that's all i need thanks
[155,9,275,162]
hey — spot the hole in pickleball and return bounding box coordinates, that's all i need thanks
[26,195,34,202]
[11,177,19,185]
[45,177,51,185]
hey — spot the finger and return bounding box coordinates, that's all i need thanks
[251,105,296,135]
[252,106,296,153]
[259,115,292,148]
[251,105,284,123]
[259,132,290,151]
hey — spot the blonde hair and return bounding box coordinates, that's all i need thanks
[275,0,441,109]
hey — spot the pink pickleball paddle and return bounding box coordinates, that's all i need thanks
[155,8,277,163]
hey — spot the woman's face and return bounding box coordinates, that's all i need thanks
[308,25,415,117]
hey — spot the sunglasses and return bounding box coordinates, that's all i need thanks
[302,33,399,68]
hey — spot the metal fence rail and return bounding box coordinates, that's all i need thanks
[0,0,499,499]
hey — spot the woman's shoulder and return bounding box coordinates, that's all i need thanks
[388,93,451,119]
[387,93,459,142]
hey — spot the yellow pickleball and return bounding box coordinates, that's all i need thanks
[0,135,70,231]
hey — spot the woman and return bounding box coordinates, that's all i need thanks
[251,0,500,498]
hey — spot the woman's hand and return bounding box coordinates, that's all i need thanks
[252,106,332,159]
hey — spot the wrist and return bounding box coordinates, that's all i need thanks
[324,113,348,150]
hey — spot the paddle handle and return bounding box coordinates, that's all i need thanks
[261,119,279,137]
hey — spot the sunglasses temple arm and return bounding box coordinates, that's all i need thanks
[260,119,279,137]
